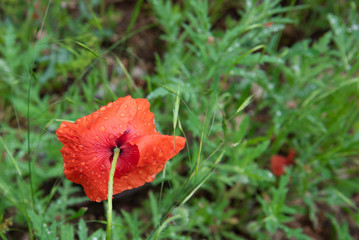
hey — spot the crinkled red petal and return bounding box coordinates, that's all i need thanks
[127,98,156,137]
[115,142,140,177]
[111,134,186,197]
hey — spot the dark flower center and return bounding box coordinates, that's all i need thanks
[110,130,140,177]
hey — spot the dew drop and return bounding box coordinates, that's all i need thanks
[93,157,98,161]
[137,106,141,110]
[100,126,105,132]
[96,198,101,202]
[134,124,137,128]
[91,170,95,175]
[95,135,100,140]
[72,153,76,157]
[124,104,128,109]
[81,162,85,166]
[71,159,75,163]
[108,102,113,108]
[100,164,106,171]
[159,152,163,157]
[120,113,125,117]
[100,106,106,111]
[109,134,114,139]
[79,174,83,179]
[119,124,123,128]
[79,168,83,172]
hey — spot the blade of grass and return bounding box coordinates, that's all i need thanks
[115,57,138,93]
[125,0,144,35]
[0,136,22,176]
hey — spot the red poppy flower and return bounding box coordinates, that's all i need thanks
[270,149,296,177]
[56,96,186,202]
[270,155,287,176]
[265,22,273,28]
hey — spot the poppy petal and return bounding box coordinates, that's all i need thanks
[114,142,140,177]
[286,148,296,165]
[127,98,156,137]
[110,134,186,196]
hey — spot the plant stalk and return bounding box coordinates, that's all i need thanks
[106,147,120,240]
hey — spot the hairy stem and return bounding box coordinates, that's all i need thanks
[106,147,120,240]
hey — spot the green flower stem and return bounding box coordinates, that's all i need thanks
[106,147,120,240]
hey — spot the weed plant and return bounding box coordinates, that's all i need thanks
[0,0,358,239]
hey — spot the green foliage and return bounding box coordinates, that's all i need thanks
[0,0,358,239]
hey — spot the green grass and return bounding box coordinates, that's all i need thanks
[1,0,359,239]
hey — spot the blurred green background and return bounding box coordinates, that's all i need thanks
[0,0,359,239]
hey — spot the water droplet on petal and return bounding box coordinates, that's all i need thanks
[93,157,98,161]
[124,104,127,109]
[96,198,101,202]
[100,164,106,171]
[100,126,105,132]
[81,162,85,166]
[120,113,125,117]
[108,102,113,108]
[109,134,114,139]
[91,171,95,175]
[79,168,83,172]
[137,106,141,110]
[100,106,106,111]
[159,152,163,157]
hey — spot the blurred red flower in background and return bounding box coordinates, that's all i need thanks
[270,149,296,177]
[56,96,186,202]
